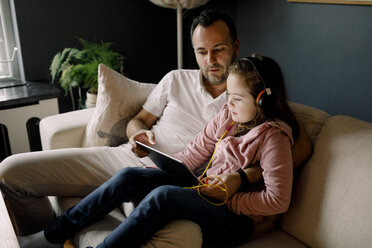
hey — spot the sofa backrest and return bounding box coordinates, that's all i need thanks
[281,115,372,247]
[289,102,329,144]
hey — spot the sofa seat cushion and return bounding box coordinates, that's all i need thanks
[72,207,125,247]
[236,229,308,248]
[49,197,203,248]
[72,218,202,248]
[280,115,372,247]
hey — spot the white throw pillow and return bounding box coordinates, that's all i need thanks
[83,64,156,147]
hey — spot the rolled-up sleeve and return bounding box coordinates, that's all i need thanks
[143,72,171,117]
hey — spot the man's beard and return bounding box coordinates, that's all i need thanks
[203,55,236,85]
[203,64,228,85]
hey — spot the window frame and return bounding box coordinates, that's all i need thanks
[0,0,25,82]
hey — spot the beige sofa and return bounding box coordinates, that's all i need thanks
[40,90,372,247]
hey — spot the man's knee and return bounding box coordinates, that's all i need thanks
[0,152,52,192]
[0,154,24,187]
[0,154,18,174]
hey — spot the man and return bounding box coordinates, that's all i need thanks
[1,9,311,247]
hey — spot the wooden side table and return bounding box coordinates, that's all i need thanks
[0,189,20,247]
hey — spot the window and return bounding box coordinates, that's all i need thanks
[0,0,25,85]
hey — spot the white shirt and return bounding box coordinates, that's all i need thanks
[143,69,227,155]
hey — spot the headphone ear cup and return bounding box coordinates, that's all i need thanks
[257,91,275,111]
[257,92,265,108]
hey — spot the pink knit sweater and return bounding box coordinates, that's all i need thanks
[173,104,294,219]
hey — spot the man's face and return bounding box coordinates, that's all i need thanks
[192,20,239,86]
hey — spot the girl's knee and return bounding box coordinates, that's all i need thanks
[116,167,136,177]
[112,167,146,186]
[113,167,135,184]
[148,185,183,203]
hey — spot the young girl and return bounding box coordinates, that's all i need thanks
[20,55,298,248]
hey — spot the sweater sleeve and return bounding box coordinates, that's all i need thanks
[173,105,229,172]
[227,128,293,216]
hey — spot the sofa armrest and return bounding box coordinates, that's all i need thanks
[40,108,95,150]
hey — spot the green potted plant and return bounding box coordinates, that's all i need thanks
[50,38,123,109]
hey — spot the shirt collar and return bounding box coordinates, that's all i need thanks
[198,70,227,102]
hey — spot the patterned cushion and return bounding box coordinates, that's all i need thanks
[83,64,156,147]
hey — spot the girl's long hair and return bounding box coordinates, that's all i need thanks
[229,55,299,139]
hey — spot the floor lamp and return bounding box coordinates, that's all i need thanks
[148,0,209,69]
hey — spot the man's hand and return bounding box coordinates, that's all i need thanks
[126,108,159,157]
[129,129,156,157]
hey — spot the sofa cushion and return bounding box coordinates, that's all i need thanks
[40,108,95,150]
[237,229,308,248]
[74,219,202,248]
[50,197,203,248]
[83,64,156,147]
[280,115,372,247]
[289,102,329,144]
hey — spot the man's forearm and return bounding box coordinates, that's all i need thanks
[243,164,263,185]
[126,118,149,138]
[126,109,159,139]
[226,164,263,197]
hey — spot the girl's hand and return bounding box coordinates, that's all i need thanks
[198,172,241,201]
[129,130,156,157]
[198,176,226,201]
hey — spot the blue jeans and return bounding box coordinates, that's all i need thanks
[44,167,254,247]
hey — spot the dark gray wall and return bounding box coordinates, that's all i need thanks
[14,0,372,122]
[14,0,178,112]
[234,0,372,122]
[14,0,177,82]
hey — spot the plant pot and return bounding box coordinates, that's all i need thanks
[85,92,97,108]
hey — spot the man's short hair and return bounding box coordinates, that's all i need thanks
[190,9,237,43]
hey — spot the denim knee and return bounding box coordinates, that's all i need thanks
[149,185,181,197]
[110,167,143,187]
[145,185,185,209]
